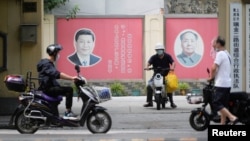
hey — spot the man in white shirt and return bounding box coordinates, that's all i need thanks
[208,36,238,125]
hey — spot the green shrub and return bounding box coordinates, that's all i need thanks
[178,82,190,90]
[110,82,126,96]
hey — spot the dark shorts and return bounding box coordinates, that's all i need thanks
[212,87,231,112]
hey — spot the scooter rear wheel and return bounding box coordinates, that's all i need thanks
[87,110,112,134]
[15,111,39,134]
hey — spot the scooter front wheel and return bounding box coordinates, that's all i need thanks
[87,110,112,134]
[155,94,161,110]
[189,111,210,131]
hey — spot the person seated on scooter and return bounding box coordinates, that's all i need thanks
[37,44,79,120]
[143,42,177,108]
[208,36,238,125]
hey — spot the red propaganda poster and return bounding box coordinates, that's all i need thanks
[56,18,143,80]
[166,18,218,79]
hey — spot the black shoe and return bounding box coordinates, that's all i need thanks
[143,102,153,107]
[171,103,177,108]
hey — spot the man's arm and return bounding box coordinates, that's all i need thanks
[60,72,77,81]
[145,62,151,70]
[170,62,175,71]
[209,63,218,80]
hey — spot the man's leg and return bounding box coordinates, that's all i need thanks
[144,81,153,107]
[167,93,177,108]
[45,86,76,119]
[60,86,74,111]
[60,86,78,119]
[219,107,237,125]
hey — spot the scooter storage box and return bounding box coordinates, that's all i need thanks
[4,75,26,92]
[92,86,112,102]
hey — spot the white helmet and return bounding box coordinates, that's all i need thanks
[155,43,165,50]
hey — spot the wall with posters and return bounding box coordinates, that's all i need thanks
[165,17,218,80]
[56,16,218,82]
[56,18,143,80]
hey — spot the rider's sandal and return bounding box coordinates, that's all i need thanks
[230,118,239,125]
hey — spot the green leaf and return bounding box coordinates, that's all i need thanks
[44,0,80,20]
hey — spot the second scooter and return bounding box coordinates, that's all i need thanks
[145,67,169,110]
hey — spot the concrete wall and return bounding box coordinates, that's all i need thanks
[0,0,22,97]
[42,17,164,87]
[218,0,247,91]
[0,0,165,99]
[20,0,43,81]
[43,15,55,58]
[1,0,250,98]
[0,0,43,115]
[45,0,165,86]
[144,15,164,84]
[0,0,43,97]
[0,0,249,115]
[52,0,164,15]
[41,0,250,94]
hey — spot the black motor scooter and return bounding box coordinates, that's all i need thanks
[4,65,112,134]
[187,69,250,131]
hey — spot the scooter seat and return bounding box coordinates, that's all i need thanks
[35,90,63,102]
[42,94,63,102]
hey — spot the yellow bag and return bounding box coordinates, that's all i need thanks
[165,71,178,93]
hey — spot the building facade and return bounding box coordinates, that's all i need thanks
[0,0,249,114]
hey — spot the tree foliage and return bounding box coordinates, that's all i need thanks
[44,0,80,20]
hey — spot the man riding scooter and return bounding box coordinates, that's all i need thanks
[143,43,177,108]
[37,44,79,120]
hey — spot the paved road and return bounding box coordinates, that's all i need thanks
[0,96,207,140]
[98,95,201,129]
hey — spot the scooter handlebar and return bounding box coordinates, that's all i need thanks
[144,67,170,71]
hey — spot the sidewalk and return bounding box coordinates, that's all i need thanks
[99,95,197,113]
[0,96,201,129]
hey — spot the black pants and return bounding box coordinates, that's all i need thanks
[45,86,74,109]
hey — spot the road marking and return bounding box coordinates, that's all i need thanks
[180,138,197,141]
[148,138,165,141]
[131,139,144,141]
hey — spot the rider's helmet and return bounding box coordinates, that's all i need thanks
[155,43,165,50]
[46,44,63,56]
[155,43,165,56]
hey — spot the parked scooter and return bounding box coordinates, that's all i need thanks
[145,67,169,110]
[187,69,250,131]
[4,65,112,134]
